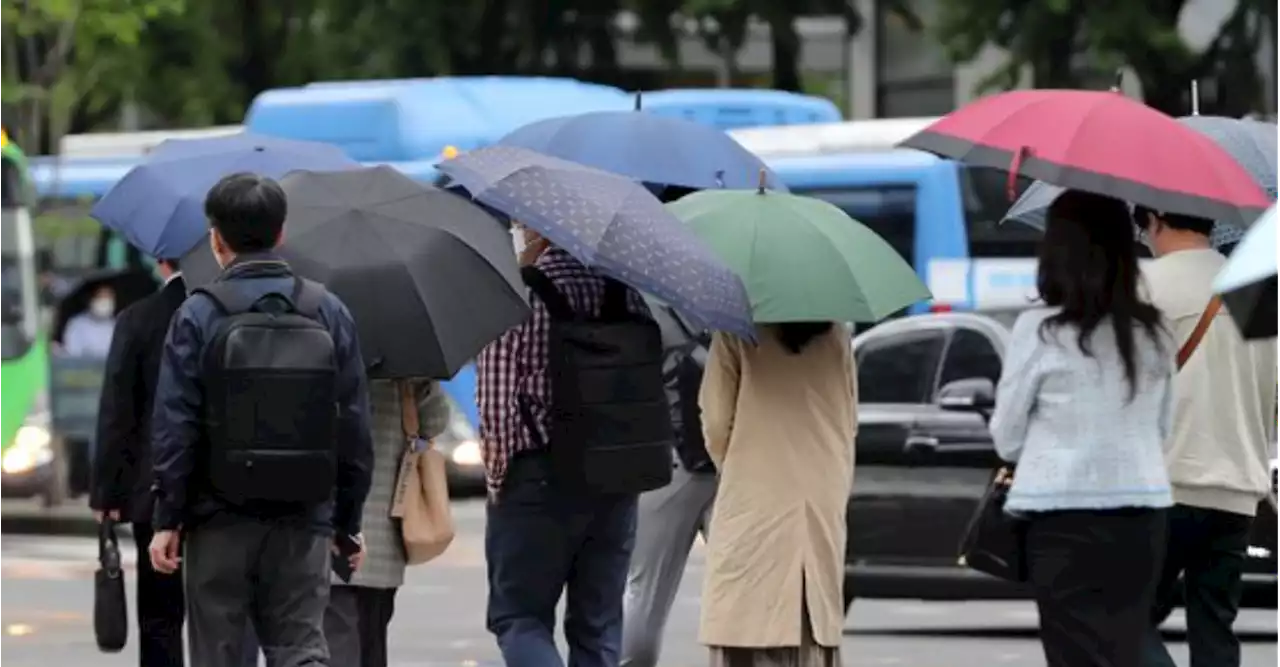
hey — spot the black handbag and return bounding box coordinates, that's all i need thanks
[957,466,1028,583]
[93,518,128,652]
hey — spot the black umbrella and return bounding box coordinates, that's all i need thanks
[1221,275,1276,340]
[181,166,530,379]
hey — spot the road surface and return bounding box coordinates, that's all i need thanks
[2,499,1275,666]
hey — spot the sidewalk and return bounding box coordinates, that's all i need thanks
[0,500,105,537]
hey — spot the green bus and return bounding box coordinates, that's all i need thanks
[1,130,63,505]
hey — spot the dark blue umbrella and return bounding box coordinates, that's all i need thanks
[90,132,358,259]
[496,110,787,192]
[437,145,754,338]
[1002,115,1277,247]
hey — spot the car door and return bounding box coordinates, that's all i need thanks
[891,325,1008,563]
[849,326,949,565]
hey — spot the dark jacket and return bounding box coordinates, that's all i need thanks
[150,253,373,535]
[90,275,187,524]
[653,303,714,474]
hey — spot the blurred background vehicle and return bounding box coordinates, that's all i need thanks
[842,311,1278,614]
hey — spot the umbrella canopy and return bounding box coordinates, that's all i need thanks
[1002,115,1277,244]
[900,90,1271,227]
[437,145,754,339]
[91,133,358,259]
[496,110,786,192]
[182,166,530,379]
[1215,205,1277,339]
[667,188,932,323]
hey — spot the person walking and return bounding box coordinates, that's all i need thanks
[620,303,715,667]
[323,378,450,667]
[478,220,671,666]
[990,191,1175,667]
[698,321,855,667]
[91,258,187,666]
[1134,204,1278,667]
[149,172,374,667]
[63,284,117,357]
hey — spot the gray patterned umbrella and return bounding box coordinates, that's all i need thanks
[1002,115,1277,247]
[437,145,754,338]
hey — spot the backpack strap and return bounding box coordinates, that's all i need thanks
[290,277,325,318]
[600,278,630,320]
[193,281,262,315]
[520,266,575,320]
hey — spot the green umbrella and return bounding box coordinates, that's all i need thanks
[667,187,932,323]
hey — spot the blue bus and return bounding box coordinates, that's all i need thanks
[31,77,843,426]
[730,119,1039,318]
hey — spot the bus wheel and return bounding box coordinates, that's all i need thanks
[40,436,69,508]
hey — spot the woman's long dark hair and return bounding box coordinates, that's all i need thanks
[1037,190,1164,398]
[775,322,834,355]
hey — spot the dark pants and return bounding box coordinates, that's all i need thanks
[323,586,398,667]
[485,452,639,667]
[1144,504,1253,667]
[133,522,186,667]
[1026,508,1167,667]
[185,519,331,667]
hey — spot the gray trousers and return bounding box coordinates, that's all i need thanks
[620,466,717,667]
[185,519,331,667]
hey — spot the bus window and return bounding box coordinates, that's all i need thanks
[962,166,1040,258]
[791,186,917,267]
[33,196,146,279]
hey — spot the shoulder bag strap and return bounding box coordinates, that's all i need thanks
[1177,296,1223,372]
[391,380,428,520]
[520,266,575,320]
[600,278,630,320]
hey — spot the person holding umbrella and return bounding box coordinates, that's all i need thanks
[149,173,373,667]
[1135,205,1277,667]
[438,145,753,665]
[667,182,929,666]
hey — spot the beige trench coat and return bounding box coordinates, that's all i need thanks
[698,326,857,648]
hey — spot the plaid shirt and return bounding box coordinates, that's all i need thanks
[476,247,649,497]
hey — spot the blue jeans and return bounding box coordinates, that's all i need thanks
[485,452,638,667]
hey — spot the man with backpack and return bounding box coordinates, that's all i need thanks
[478,221,676,665]
[149,173,374,667]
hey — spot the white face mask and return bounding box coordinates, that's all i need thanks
[511,226,527,256]
[90,297,114,319]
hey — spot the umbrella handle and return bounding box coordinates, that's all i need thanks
[1007,146,1029,202]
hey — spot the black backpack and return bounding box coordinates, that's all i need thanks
[519,266,675,494]
[194,277,339,509]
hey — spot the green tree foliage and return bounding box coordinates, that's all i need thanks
[938,0,1274,115]
[2,0,183,151]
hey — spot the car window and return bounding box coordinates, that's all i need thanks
[939,328,1003,389]
[856,330,946,403]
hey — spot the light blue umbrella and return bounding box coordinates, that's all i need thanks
[1215,204,1275,339]
[1216,205,1277,292]
[496,109,787,192]
[1002,116,1277,247]
[437,145,755,339]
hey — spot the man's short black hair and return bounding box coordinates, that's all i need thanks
[1132,204,1213,237]
[204,172,288,254]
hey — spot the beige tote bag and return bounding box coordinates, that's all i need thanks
[389,381,455,565]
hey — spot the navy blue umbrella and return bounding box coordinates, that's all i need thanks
[496,109,786,192]
[90,132,358,259]
[437,145,754,338]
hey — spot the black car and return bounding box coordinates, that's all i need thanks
[843,312,1278,612]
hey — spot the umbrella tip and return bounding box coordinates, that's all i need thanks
[634,91,642,111]
[1110,69,1124,93]
[757,168,767,194]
